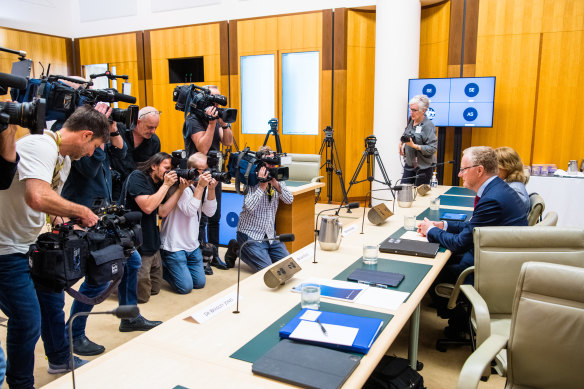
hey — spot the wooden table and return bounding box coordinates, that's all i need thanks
[222,181,325,252]
[44,186,471,389]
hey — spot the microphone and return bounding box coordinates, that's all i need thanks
[0,72,27,90]
[68,305,140,389]
[233,234,295,313]
[107,88,137,104]
[432,160,454,168]
[116,211,142,225]
[314,203,359,264]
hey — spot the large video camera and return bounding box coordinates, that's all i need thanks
[169,149,231,183]
[28,201,142,294]
[0,71,46,134]
[227,148,289,193]
[173,84,237,123]
[11,74,138,128]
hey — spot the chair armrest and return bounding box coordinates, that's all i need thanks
[456,334,508,389]
[447,266,475,309]
[310,176,324,183]
[460,284,491,346]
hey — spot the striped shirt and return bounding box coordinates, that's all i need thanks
[237,182,293,240]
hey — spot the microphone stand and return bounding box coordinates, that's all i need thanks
[314,202,359,264]
[68,305,140,389]
[233,234,295,314]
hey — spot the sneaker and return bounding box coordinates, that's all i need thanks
[210,255,228,270]
[47,356,89,374]
[204,261,213,275]
[224,239,239,268]
[72,335,105,356]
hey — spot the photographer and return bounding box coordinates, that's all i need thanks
[0,123,19,190]
[120,152,186,303]
[110,106,162,200]
[160,152,217,294]
[236,146,293,273]
[183,85,233,268]
[399,94,437,185]
[0,104,108,387]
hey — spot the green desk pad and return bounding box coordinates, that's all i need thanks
[444,187,476,196]
[333,258,432,297]
[230,302,393,363]
[438,194,475,208]
[416,207,474,222]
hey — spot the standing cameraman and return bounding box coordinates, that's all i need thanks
[0,105,108,388]
[183,86,233,269]
[120,152,187,304]
[236,146,293,273]
[399,94,437,185]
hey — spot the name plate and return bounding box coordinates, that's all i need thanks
[292,246,313,263]
[189,291,238,324]
[342,224,358,237]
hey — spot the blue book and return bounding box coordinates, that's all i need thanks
[279,309,384,354]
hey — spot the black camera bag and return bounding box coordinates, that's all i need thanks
[363,355,425,389]
[29,229,88,293]
[85,230,126,286]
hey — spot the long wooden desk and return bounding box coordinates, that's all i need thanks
[223,181,325,252]
[44,186,472,389]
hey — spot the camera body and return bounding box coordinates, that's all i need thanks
[173,84,237,123]
[169,149,231,183]
[227,148,289,190]
[400,134,411,144]
[255,149,289,183]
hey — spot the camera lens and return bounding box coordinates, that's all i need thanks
[0,98,46,135]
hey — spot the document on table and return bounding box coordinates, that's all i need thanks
[357,288,409,311]
[400,230,429,242]
[290,320,359,347]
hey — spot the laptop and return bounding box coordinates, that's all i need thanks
[379,237,440,258]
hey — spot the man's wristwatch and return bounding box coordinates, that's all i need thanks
[221,124,230,129]
[110,131,120,137]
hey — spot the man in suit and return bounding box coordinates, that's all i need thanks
[418,146,528,333]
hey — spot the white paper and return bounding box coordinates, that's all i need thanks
[290,320,358,347]
[299,310,321,321]
[400,230,428,242]
[292,245,313,263]
[342,224,358,237]
[355,288,409,311]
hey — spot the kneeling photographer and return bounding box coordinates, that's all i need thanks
[236,146,293,273]
[160,152,218,294]
[399,94,437,185]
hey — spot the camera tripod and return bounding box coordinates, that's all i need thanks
[340,135,394,210]
[318,126,349,205]
[262,118,283,153]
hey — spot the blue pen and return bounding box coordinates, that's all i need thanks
[316,319,328,336]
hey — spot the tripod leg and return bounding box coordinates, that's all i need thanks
[342,151,368,210]
[331,139,350,207]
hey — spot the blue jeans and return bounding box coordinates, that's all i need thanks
[0,342,5,386]
[0,253,41,389]
[161,248,205,294]
[35,288,69,365]
[69,250,142,339]
[236,232,290,273]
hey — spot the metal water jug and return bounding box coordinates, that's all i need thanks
[318,215,343,251]
[396,183,417,208]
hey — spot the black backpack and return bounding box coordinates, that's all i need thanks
[363,356,425,389]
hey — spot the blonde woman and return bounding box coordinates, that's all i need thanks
[494,147,530,214]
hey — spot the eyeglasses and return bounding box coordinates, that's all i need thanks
[138,110,162,120]
[459,165,480,173]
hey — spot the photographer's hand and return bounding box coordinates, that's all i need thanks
[406,138,420,151]
[205,106,218,124]
[163,170,178,187]
[109,121,124,149]
[258,167,269,190]
[94,102,112,118]
[78,206,99,227]
[399,142,405,156]
[178,178,190,191]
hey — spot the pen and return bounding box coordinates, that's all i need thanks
[316,319,328,336]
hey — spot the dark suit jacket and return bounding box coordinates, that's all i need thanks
[427,177,528,279]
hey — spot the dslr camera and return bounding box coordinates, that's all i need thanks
[1,71,46,134]
[173,84,237,123]
[400,134,411,143]
[169,149,231,183]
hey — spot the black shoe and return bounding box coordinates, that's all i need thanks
[224,239,239,268]
[443,325,467,340]
[204,262,213,275]
[210,255,228,270]
[119,315,162,332]
[72,335,105,356]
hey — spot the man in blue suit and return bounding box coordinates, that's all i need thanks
[418,146,528,334]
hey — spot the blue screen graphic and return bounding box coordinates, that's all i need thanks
[218,192,244,246]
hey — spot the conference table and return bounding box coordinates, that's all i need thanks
[44,186,476,389]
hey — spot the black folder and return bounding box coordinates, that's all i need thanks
[347,268,405,288]
[252,339,361,389]
[379,237,439,258]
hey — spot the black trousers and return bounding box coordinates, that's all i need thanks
[199,181,222,247]
[402,165,433,186]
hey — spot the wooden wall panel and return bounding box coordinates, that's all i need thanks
[149,23,223,153]
[477,0,544,36]
[77,33,142,110]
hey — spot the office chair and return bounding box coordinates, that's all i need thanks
[534,211,558,226]
[456,262,584,389]
[526,193,545,226]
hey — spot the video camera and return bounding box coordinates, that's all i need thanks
[227,148,289,193]
[11,74,139,128]
[173,84,237,123]
[29,201,142,294]
[169,149,231,183]
[0,71,46,134]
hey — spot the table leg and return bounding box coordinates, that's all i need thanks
[408,304,421,370]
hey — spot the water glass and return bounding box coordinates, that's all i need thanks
[404,215,417,231]
[362,244,379,265]
[430,197,440,211]
[301,284,320,310]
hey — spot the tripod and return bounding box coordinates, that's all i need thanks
[341,135,394,211]
[262,118,283,153]
[318,126,349,205]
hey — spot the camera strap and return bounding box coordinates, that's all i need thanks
[66,275,123,305]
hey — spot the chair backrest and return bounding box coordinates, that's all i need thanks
[473,226,584,315]
[534,211,558,226]
[506,262,584,388]
[527,193,545,226]
[285,153,321,182]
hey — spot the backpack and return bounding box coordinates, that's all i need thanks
[363,355,425,389]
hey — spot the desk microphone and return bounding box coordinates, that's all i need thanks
[314,203,359,264]
[432,160,454,168]
[68,305,139,389]
[233,234,295,314]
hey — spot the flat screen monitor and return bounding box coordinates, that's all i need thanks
[408,77,495,127]
[218,192,244,246]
